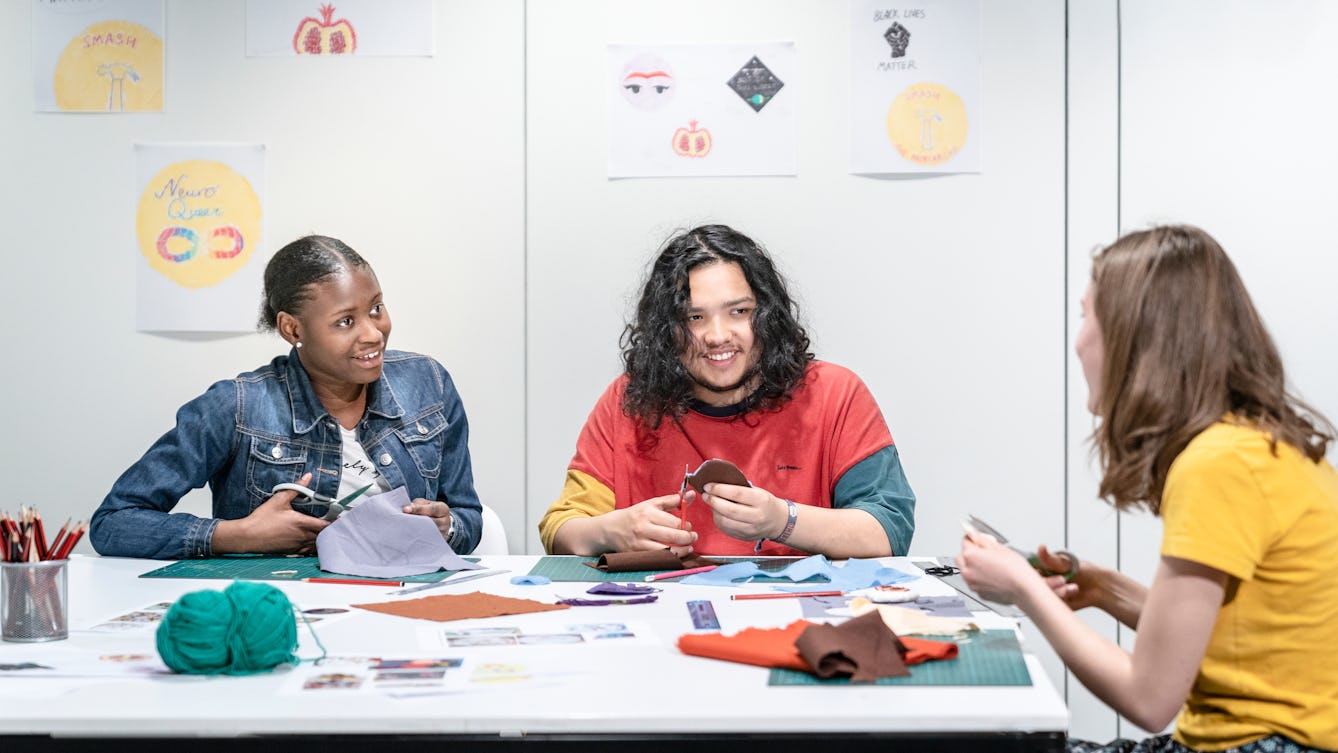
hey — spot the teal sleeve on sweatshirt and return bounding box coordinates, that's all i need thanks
[833,445,916,555]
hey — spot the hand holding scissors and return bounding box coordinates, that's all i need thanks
[271,481,374,521]
[961,514,1080,582]
[212,473,331,554]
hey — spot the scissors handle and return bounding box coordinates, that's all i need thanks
[270,483,335,505]
[1029,550,1080,582]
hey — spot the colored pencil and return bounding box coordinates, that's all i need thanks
[304,577,403,587]
[52,522,85,560]
[730,590,845,601]
[644,564,718,582]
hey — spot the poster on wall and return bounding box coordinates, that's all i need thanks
[608,42,797,178]
[134,143,266,332]
[849,0,981,174]
[245,0,434,57]
[32,0,164,113]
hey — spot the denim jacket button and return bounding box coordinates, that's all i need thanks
[379,453,392,466]
[417,422,427,434]
[270,445,283,459]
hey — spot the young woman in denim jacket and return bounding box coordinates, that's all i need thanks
[91,235,482,559]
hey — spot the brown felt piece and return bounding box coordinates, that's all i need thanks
[686,458,751,495]
[584,549,722,573]
[352,592,571,622]
[794,610,910,681]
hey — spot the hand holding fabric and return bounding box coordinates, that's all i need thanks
[698,483,785,542]
[403,498,452,540]
[605,494,697,555]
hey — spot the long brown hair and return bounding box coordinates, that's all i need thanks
[1090,225,1333,513]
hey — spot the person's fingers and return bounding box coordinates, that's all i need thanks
[296,516,329,533]
[649,493,685,510]
[1036,544,1077,575]
[270,473,313,507]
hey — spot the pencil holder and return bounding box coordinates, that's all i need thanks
[1,559,69,642]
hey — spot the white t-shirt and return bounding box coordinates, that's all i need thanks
[337,425,391,507]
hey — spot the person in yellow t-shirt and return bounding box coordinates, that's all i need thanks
[957,225,1338,753]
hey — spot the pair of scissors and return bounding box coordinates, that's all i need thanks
[961,514,1080,582]
[678,463,691,530]
[271,482,374,521]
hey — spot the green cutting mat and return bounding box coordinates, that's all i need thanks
[528,555,803,582]
[768,629,1032,687]
[139,555,478,584]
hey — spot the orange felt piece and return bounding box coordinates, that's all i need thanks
[676,620,811,671]
[902,635,959,664]
[352,592,571,622]
[677,618,961,673]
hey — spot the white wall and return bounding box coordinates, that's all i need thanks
[4,0,1335,741]
[525,0,1068,566]
[0,1,528,551]
[1066,0,1338,741]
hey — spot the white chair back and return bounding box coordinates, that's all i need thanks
[472,503,510,555]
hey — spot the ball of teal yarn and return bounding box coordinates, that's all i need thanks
[156,581,298,675]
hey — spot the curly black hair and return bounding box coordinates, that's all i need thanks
[620,225,813,428]
[258,235,370,331]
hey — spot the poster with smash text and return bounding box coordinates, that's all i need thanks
[849,0,981,174]
[246,0,433,57]
[32,0,164,112]
[134,144,266,332]
[608,42,797,178]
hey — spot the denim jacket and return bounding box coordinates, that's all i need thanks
[90,349,482,559]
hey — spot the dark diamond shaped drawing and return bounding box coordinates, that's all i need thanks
[727,56,784,113]
[884,22,911,58]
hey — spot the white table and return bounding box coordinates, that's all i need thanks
[0,554,1067,752]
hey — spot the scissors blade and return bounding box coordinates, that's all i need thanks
[965,514,1010,544]
[338,483,374,507]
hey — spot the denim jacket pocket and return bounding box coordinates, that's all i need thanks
[244,435,310,508]
[394,410,447,480]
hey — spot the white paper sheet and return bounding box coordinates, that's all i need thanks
[133,142,267,332]
[246,0,433,57]
[32,0,164,112]
[608,42,797,178]
[849,0,981,174]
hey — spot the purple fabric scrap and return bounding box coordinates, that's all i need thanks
[556,595,660,607]
[587,582,659,595]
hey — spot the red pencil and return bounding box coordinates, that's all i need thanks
[304,577,403,587]
[46,519,71,561]
[53,522,85,560]
[730,590,845,601]
[32,511,47,560]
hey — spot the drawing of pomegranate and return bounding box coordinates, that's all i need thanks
[293,4,357,55]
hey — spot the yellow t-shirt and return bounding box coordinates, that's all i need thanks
[1161,422,1338,751]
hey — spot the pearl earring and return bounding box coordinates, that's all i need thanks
[295,341,303,349]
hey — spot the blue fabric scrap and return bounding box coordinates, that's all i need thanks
[680,555,916,591]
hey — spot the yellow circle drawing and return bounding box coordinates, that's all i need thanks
[885,82,968,166]
[136,160,262,290]
[53,21,163,112]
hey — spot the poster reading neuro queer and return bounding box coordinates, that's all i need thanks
[608,42,797,178]
[32,0,164,113]
[134,144,266,332]
[849,0,981,174]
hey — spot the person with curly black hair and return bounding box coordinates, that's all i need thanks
[539,225,915,558]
